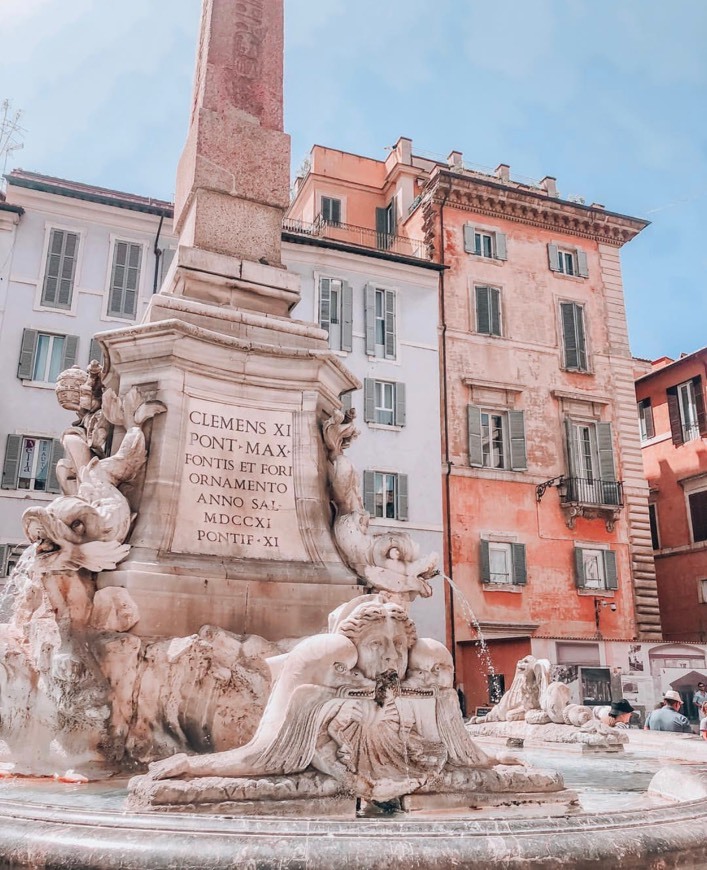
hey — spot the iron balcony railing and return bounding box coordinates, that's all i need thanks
[561,476,624,508]
[282,215,430,261]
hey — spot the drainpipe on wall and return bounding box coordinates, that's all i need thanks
[152,212,165,294]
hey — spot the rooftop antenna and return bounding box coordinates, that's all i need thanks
[0,100,26,187]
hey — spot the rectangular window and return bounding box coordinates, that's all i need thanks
[648,503,660,550]
[375,200,397,250]
[2,435,61,492]
[548,244,589,278]
[482,412,506,469]
[363,379,406,427]
[574,547,618,590]
[475,286,501,336]
[475,232,493,258]
[667,377,706,446]
[638,398,655,441]
[463,225,507,261]
[17,329,78,383]
[469,406,527,471]
[365,286,396,359]
[321,196,341,225]
[41,228,79,308]
[108,240,142,318]
[560,301,588,371]
[480,538,527,586]
[689,490,707,543]
[678,380,700,443]
[375,381,394,425]
[489,542,512,583]
[362,470,408,521]
[319,277,352,352]
[565,420,619,506]
[558,250,575,275]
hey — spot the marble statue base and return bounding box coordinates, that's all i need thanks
[466,718,628,751]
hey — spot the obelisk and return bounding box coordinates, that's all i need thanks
[96,0,360,640]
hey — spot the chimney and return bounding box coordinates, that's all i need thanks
[447,150,463,170]
[495,163,510,183]
[395,137,413,165]
[539,176,558,197]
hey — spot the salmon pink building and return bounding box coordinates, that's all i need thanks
[636,350,707,643]
[288,138,663,716]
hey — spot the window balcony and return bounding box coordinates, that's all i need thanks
[560,476,624,532]
[282,215,430,261]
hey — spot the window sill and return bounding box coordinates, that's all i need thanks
[466,254,505,266]
[551,272,587,282]
[0,489,55,501]
[367,423,404,432]
[20,380,57,390]
[561,367,593,376]
[481,583,523,594]
[577,589,615,598]
[474,331,504,340]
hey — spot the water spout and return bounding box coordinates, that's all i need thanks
[437,572,497,682]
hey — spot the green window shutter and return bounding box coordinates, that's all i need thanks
[364,379,376,423]
[666,387,683,446]
[490,287,501,336]
[17,329,38,379]
[468,404,483,467]
[494,232,507,261]
[364,283,376,355]
[508,410,527,471]
[62,335,79,370]
[463,225,475,253]
[88,338,103,366]
[318,278,331,333]
[363,470,375,515]
[548,243,560,272]
[561,302,586,370]
[480,539,491,583]
[384,290,396,359]
[511,543,527,585]
[394,382,406,427]
[46,439,63,494]
[692,377,707,436]
[1,435,22,490]
[475,286,490,334]
[604,550,618,590]
[576,249,589,278]
[340,281,353,352]
[0,544,8,578]
[596,422,616,481]
[396,474,408,521]
[640,399,655,440]
[375,207,388,249]
[575,304,587,370]
[564,419,577,477]
[574,547,586,589]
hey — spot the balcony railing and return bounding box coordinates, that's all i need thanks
[561,477,624,508]
[282,215,430,261]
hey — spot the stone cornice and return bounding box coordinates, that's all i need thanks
[422,169,649,248]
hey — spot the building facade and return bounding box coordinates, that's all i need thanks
[636,350,707,643]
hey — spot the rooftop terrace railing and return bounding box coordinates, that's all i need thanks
[282,215,430,261]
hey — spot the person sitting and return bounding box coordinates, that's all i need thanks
[598,699,634,729]
[644,701,664,730]
[646,690,692,733]
[700,701,707,741]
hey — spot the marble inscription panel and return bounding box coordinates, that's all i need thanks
[171,398,308,561]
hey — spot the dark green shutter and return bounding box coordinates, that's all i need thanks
[666,387,683,446]
[512,543,527,585]
[490,287,501,336]
[396,474,408,521]
[0,544,8,578]
[476,286,490,334]
[575,304,587,370]
[375,207,388,249]
[480,539,491,583]
[576,249,589,278]
[17,329,38,379]
[363,471,375,515]
[42,229,78,308]
[468,405,483,467]
[384,290,396,359]
[561,302,578,368]
[548,243,560,272]
[494,233,507,261]
[596,423,616,481]
[604,550,618,590]
[508,411,527,471]
[364,284,376,355]
[364,379,376,423]
[565,419,577,477]
[341,281,353,352]
[574,547,586,589]
[1,435,22,490]
[693,377,707,436]
[62,335,79,370]
[46,439,63,494]
[394,382,406,427]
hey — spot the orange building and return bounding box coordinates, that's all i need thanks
[289,138,662,713]
[635,350,707,642]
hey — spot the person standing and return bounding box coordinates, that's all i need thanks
[700,701,707,741]
[646,690,692,733]
[692,682,707,710]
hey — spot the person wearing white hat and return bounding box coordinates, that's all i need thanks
[646,690,692,733]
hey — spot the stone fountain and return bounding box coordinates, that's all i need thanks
[2,1,707,867]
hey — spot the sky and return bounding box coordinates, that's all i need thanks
[1,0,706,361]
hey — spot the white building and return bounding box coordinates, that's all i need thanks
[0,171,176,575]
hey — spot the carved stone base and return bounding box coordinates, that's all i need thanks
[466,719,627,750]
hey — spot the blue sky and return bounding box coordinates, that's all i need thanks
[1,0,705,361]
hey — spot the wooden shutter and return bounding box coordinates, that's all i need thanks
[1,435,22,489]
[574,547,586,589]
[364,284,376,355]
[62,335,79,370]
[375,207,388,249]
[548,243,560,272]
[384,290,396,359]
[666,386,683,446]
[17,329,38,379]
[88,338,103,366]
[463,225,475,253]
[396,474,408,521]
[340,281,353,352]
[508,411,527,471]
[318,277,331,333]
[46,439,63,494]
[0,544,8,578]
[394,382,406,427]
[42,229,78,308]
[693,377,707,436]
[603,550,618,590]
[109,241,141,317]
[490,287,501,336]
[576,249,589,278]
[639,399,655,440]
[480,539,491,583]
[468,405,483,467]
[475,286,490,334]
[596,422,616,481]
[494,232,507,261]
[689,491,707,542]
[561,302,586,370]
[363,470,375,515]
[512,543,527,585]
[364,379,376,423]
[575,304,587,370]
